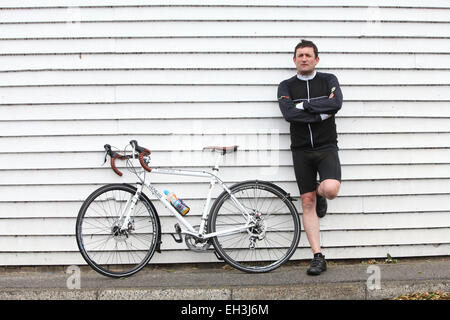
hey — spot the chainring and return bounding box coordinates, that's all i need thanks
[185,225,211,252]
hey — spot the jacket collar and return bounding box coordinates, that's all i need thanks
[297,70,317,81]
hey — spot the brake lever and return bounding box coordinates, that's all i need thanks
[103,150,108,165]
[132,144,137,160]
[103,144,111,165]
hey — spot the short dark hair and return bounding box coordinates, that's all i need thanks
[294,40,319,58]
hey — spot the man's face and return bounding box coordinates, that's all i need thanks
[293,47,319,76]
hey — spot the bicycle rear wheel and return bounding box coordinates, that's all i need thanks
[208,180,300,273]
[76,184,160,278]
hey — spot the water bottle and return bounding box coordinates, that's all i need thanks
[164,190,190,216]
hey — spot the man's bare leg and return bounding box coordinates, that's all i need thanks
[301,179,341,254]
[301,191,321,254]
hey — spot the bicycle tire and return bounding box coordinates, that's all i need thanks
[76,183,160,278]
[208,180,301,273]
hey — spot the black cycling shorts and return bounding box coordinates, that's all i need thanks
[292,148,341,195]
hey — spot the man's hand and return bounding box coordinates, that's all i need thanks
[320,92,335,120]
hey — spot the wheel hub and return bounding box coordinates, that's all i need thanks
[111,220,134,242]
[248,212,267,248]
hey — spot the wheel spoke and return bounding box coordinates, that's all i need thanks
[210,182,300,273]
[76,185,159,278]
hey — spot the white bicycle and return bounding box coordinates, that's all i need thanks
[76,140,301,278]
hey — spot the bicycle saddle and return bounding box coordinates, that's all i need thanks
[203,145,238,155]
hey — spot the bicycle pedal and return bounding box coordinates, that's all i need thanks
[171,223,183,243]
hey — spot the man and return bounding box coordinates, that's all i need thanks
[277,40,343,275]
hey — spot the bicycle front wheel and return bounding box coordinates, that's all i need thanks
[76,184,160,278]
[208,180,301,273]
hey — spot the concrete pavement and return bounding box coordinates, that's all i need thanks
[1,256,450,300]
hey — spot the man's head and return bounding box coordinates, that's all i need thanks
[293,40,320,76]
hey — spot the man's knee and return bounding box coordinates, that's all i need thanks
[301,192,316,211]
[319,180,340,200]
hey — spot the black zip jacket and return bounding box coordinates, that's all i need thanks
[277,71,343,150]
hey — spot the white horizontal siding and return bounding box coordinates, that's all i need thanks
[0,132,449,150]
[2,38,450,55]
[1,0,449,9]
[1,118,450,136]
[0,21,447,38]
[2,193,449,218]
[1,149,450,171]
[1,85,449,105]
[1,1,449,266]
[2,212,450,236]
[1,228,450,251]
[1,102,450,121]
[2,70,450,86]
[0,69,450,90]
[1,179,449,203]
[2,53,449,71]
[2,6,450,23]
[3,164,450,186]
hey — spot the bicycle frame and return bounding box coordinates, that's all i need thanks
[120,152,256,240]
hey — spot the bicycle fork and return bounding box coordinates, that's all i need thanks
[118,184,144,232]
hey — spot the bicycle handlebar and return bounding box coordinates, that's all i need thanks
[104,140,152,176]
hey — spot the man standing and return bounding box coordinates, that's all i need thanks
[277,40,343,275]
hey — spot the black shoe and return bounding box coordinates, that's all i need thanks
[316,193,327,218]
[307,253,327,276]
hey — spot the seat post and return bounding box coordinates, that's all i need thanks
[213,151,223,172]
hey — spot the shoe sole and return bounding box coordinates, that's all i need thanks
[317,211,327,218]
[316,196,327,218]
[306,266,327,276]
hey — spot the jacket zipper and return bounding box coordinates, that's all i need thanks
[306,80,314,148]
[308,124,314,148]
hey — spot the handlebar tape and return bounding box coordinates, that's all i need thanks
[139,150,152,172]
[106,141,152,175]
[111,154,126,176]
